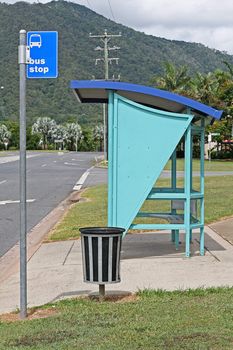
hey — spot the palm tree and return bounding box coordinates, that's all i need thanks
[31,117,57,150]
[150,62,191,93]
[189,72,220,105]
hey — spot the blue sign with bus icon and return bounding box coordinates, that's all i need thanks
[27,31,58,79]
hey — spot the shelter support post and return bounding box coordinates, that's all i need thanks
[108,91,114,227]
[171,149,179,249]
[200,117,205,255]
[189,128,193,243]
[184,124,192,257]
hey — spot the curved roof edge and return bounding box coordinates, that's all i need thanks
[70,80,223,120]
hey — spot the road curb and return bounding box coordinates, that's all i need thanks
[73,165,94,191]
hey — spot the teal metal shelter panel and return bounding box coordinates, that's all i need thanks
[108,93,193,232]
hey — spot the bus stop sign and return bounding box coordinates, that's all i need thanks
[27,31,58,78]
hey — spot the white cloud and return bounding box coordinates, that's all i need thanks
[2,0,233,53]
[80,0,233,54]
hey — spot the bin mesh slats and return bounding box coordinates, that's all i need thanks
[84,236,90,281]
[112,237,118,281]
[92,237,98,281]
[102,237,109,282]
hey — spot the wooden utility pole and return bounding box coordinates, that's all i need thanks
[90,29,121,159]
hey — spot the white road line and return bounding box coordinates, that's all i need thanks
[0,199,36,206]
[0,180,7,185]
[73,166,94,191]
[64,162,86,167]
[71,159,85,162]
[41,164,47,167]
[0,154,39,164]
[64,162,78,166]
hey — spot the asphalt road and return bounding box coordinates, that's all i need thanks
[0,151,104,257]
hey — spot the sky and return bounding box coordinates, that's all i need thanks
[2,0,233,54]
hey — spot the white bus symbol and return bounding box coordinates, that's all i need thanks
[29,34,42,48]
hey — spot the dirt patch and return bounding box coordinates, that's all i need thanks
[88,292,138,303]
[66,190,89,204]
[108,294,139,303]
[0,307,59,323]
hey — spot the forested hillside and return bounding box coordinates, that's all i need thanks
[1,0,233,125]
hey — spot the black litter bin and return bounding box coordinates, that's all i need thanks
[80,227,125,284]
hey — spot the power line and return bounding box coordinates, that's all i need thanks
[107,0,116,22]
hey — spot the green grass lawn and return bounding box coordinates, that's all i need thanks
[1,288,233,349]
[47,185,108,241]
[97,159,233,172]
[98,159,233,171]
[164,158,233,171]
[48,175,233,241]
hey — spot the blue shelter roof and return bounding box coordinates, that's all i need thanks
[70,80,223,120]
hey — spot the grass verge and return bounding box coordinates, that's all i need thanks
[47,185,107,241]
[164,158,233,171]
[48,176,233,241]
[1,288,233,349]
[96,159,233,171]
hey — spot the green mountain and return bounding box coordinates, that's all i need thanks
[0,0,233,125]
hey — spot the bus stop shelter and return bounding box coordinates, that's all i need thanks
[71,80,222,257]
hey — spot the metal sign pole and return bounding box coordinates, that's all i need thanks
[18,29,27,319]
[18,29,58,319]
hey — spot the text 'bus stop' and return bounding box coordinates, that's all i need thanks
[71,80,222,257]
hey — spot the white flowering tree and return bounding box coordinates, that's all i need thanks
[50,124,67,150]
[0,124,11,150]
[31,117,57,150]
[93,124,104,151]
[65,123,83,151]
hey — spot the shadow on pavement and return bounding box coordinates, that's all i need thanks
[121,232,225,260]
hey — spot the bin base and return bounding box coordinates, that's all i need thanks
[99,284,105,299]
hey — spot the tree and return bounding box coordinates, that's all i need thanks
[26,127,41,150]
[50,124,67,150]
[150,62,191,93]
[65,123,83,151]
[0,124,11,150]
[223,61,233,77]
[31,117,57,150]
[4,120,19,149]
[189,72,220,106]
[93,124,104,151]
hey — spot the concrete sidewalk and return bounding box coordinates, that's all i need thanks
[1,225,233,314]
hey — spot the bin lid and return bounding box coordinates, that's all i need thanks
[70,80,223,121]
[80,227,125,235]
